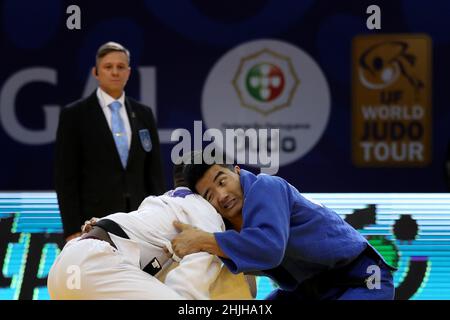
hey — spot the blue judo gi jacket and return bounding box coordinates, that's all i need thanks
[215,169,386,291]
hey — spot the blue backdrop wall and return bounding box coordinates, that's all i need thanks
[1,0,449,192]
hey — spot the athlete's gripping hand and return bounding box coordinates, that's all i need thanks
[81,217,99,234]
[171,221,227,258]
[171,221,205,258]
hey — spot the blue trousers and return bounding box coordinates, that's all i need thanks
[266,252,395,300]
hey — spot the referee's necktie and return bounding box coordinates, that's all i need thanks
[108,101,129,168]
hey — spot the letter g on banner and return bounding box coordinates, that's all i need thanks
[144,0,315,46]
[0,68,60,145]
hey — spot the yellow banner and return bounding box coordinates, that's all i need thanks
[352,34,432,167]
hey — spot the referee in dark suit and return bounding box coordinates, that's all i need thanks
[55,42,166,241]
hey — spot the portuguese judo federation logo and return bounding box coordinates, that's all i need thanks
[232,49,300,116]
[202,39,330,169]
[246,63,285,102]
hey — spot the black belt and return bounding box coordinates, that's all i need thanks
[95,219,168,276]
[96,219,129,239]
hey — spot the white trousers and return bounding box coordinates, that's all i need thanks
[47,238,185,300]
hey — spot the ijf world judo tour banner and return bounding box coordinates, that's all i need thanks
[1,0,450,300]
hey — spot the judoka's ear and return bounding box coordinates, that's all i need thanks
[234,166,240,175]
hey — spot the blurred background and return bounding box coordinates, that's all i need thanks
[1,0,450,299]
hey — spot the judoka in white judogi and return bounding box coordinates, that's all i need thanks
[47,186,226,300]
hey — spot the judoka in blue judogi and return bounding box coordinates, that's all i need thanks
[171,162,396,300]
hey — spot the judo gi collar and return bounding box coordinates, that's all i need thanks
[239,169,259,199]
[166,187,193,198]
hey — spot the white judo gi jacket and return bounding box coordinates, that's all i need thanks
[48,187,226,300]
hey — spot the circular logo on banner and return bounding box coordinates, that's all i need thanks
[245,63,285,102]
[202,39,331,167]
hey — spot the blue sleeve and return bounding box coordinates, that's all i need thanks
[214,177,290,273]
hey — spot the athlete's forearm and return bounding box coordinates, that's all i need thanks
[200,232,229,259]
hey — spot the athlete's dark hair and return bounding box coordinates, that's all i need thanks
[182,150,234,194]
[172,163,187,188]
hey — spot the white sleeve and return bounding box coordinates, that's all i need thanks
[164,252,221,300]
[157,193,224,299]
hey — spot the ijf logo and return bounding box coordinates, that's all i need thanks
[202,39,330,169]
[352,35,431,167]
